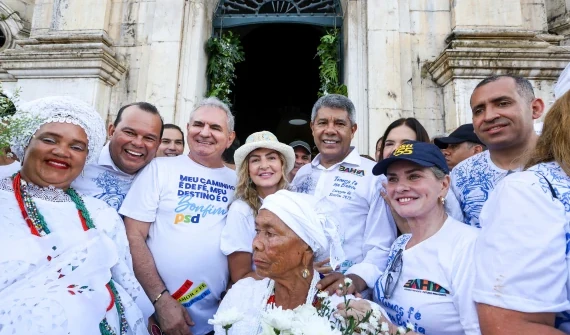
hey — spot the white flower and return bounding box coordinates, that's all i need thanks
[397,326,407,334]
[406,322,414,331]
[261,305,295,331]
[380,322,390,332]
[292,314,340,335]
[343,277,353,287]
[293,304,318,320]
[317,291,329,299]
[208,307,244,327]
[371,305,383,319]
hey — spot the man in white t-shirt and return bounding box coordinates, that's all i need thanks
[291,94,396,296]
[450,75,544,227]
[120,97,236,335]
[72,102,164,210]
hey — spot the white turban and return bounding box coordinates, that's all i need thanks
[10,96,106,164]
[260,190,346,271]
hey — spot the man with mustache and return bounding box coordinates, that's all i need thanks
[72,102,164,211]
[291,94,396,297]
[450,75,544,228]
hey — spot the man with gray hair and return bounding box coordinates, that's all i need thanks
[120,97,237,335]
[291,94,396,297]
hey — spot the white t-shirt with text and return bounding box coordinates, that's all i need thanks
[474,161,570,332]
[119,155,236,335]
[373,217,480,335]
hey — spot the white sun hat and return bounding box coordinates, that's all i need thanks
[234,131,295,174]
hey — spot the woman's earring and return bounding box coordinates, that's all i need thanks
[302,268,310,279]
[439,196,446,206]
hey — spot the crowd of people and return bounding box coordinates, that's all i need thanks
[0,71,569,335]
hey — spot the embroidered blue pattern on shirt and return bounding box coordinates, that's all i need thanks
[92,171,132,210]
[529,162,570,331]
[451,151,510,228]
[293,171,317,194]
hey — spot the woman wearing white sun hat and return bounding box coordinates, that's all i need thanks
[220,131,295,283]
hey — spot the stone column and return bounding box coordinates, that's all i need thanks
[175,0,216,129]
[429,0,570,132]
[0,0,126,120]
[547,0,570,46]
[343,0,369,154]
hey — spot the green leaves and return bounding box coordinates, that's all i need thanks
[205,31,245,107]
[317,29,347,97]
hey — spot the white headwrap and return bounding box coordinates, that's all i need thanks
[260,190,346,271]
[10,96,106,164]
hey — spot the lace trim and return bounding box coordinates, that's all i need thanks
[10,96,106,164]
[0,177,71,202]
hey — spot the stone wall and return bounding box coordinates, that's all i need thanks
[1,0,569,157]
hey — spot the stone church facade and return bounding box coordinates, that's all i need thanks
[0,0,569,155]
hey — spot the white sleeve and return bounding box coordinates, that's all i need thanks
[473,174,570,313]
[449,169,466,222]
[118,160,161,223]
[451,234,481,335]
[445,191,464,223]
[220,203,256,255]
[345,180,396,289]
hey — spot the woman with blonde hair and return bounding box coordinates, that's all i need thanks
[473,89,570,334]
[220,131,295,283]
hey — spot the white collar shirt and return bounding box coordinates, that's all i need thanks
[71,143,137,211]
[291,147,396,288]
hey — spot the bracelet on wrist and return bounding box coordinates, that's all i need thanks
[153,289,169,305]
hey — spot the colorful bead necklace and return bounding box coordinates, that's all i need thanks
[12,172,128,335]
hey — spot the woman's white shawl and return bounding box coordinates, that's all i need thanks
[0,179,149,335]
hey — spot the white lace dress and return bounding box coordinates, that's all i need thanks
[0,177,148,335]
[214,271,349,335]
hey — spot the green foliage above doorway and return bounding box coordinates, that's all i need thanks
[205,31,245,107]
[317,29,347,97]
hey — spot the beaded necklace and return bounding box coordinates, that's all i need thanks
[12,172,128,335]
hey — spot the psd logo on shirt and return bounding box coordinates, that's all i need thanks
[403,279,449,296]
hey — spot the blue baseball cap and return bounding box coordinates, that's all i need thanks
[372,141,449,176]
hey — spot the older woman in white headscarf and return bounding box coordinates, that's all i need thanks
[0,96,148,335]
[213,190,350,334]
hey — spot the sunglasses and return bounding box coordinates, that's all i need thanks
[383,248,404,299]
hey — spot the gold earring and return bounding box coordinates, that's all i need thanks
[302,268,310,278]
[439,196,446,206]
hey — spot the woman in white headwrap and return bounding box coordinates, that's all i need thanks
[0,96,148,335]
[213,190,349,334]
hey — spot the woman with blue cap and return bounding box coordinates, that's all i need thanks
[338,141,481,335]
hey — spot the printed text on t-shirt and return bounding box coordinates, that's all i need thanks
[174,175,233,224]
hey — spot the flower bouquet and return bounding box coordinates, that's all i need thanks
[209,278,414,335]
